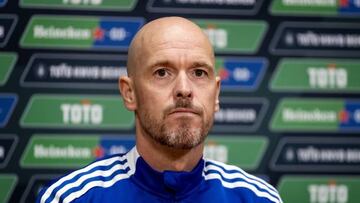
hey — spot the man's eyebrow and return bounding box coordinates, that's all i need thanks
[191,62,214,71]
[149,60,173,69]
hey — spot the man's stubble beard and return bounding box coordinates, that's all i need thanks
[137,99,214,150]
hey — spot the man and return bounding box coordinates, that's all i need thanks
[37,17,282,203]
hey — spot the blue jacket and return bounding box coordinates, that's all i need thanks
[37,147,282,203]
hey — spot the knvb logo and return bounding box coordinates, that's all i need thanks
[0,15,18,47]
[21,16,144,50]
[0,94,17,127]
[216,57,267,91]
[270,58,360,93]
[20,0,137,11]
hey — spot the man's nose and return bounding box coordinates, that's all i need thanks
[174,72,193,99]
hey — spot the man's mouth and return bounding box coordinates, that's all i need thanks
[169,108,198,115]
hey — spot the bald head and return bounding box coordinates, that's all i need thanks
[127,17,214,77]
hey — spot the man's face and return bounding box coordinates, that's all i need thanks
[131,25,220,149]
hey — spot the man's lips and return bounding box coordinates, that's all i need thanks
[168,108,199,115]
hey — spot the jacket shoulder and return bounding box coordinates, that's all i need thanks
[203,159,283,203]
[36,153,133,203]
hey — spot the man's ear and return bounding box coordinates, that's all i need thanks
[215,76,221,112]
[119,76,137,111]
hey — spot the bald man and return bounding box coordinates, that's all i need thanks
[37,17,282,203]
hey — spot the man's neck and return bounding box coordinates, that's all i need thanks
[136,130,204,172]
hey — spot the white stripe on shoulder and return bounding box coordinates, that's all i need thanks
[205,173,281,203]
[40,147,138,203]
[204,159,282,203]
[61,148,139,203]
[50,161,130,203]
[206,159,278,193]
[63,173,131,203]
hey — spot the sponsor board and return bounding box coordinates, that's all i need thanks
[213,97,268,132]
[0,15,18,47]
[270,22,360,56]
[20,0,137,11]
[20,94,134,129]
[21,134,135,168]
[20,174,60,203]
[147,0,263,15]
[271,137,360,172]
[20,15,144,50]
[215,57,267,91]
[270,98,360,132]
[0,52,17,86]
[0,94,18,127]
[271,0,360,17]
[0,0,6,7]
[205,136,268,170]
[0,135,18,168]
[20,54,127,89]
[270,58,360,93]
[278,175,360,203]
[193,19,267,53]
[0,174,17,203]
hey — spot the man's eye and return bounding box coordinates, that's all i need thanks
[155,69,168,77]
[194,69,207,77]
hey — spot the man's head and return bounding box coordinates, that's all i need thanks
[119,17,220,150]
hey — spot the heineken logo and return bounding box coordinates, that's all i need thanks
[271,0,360,16]
[0,15,18,47]
[270,58,360,93]
[216,57,267,91]
[270,22,360,56]
[20,0,137,10]
[21,54,127,89]
[147,0,262,15]
[194,19,267,53]
[271,98,360,132]
[21,135,135,168]
[271,137,360,171]
[213,97,268,132]
[20,94,134,129]
[21,15,144,50]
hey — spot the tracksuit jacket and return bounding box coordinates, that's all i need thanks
[37,147,283,203]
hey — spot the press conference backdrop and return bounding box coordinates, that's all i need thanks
[1,0,360,202]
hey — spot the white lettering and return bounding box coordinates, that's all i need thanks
[308,184,348,203]
[63,0,102,5]
[307,67,347,89]
[61,103,103,125]
[203,28,227,48]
